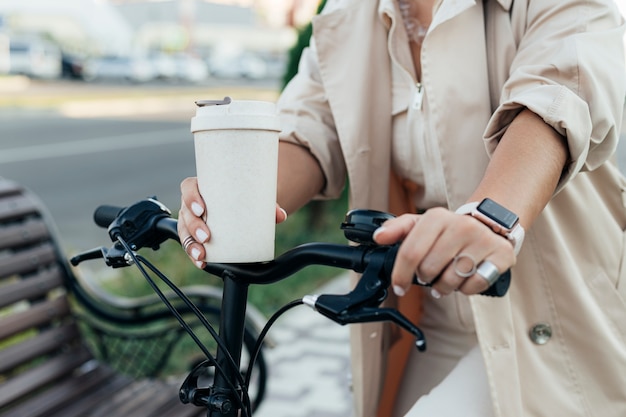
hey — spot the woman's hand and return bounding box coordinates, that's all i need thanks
[178,177,288,268]
[373,207,516,298]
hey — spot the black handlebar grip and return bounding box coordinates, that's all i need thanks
[94,205,124,228]
[479,269,511,297]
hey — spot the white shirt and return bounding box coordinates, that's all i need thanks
[379,0,449,209]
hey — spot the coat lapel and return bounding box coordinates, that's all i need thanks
[312,2,393,211]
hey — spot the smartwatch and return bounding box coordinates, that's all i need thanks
[455,198,525,255]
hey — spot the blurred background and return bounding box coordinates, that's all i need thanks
[0,0,320,84]
[0,0,349,312]
[0,0,624,307]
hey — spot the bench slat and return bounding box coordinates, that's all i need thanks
[0,218,50,251]
[0,296,70,342]
[2,365,128,417]
[0,268,65,310]
[0,323,81,374]
[0,194,39,223]
[0,346,93,408]
[0,180,22,197]
[0,243,58,279]
[159,400,207,417]
[45,370,133,417]
[86,378,201,417]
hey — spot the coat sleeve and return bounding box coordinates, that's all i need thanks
[277,33,347,200]
[484,0,626,193]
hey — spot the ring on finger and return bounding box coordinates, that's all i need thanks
[476,260,500,286]
[453,252,477,278]
[182,235,196,253]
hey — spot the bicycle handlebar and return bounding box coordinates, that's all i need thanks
[72,197,510,343]
[78,198,510,296]
[71,197,512,416]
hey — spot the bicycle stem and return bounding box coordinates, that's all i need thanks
[208,274,249,417]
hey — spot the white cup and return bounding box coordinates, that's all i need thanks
[190,97,280,263]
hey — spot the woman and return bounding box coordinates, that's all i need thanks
[179,0,626,416]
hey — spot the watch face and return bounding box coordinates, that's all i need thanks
[477,198,518,230]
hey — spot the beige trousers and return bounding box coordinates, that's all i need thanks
[392,291,494,417]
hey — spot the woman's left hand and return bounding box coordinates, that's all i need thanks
[373,207,516,298]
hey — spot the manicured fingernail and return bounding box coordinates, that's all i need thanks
[195,228,208,242]
[431,289,442,299]
[279,207,288,220]
[191,248,201,261]
[191,202,204,217]
[194,261,204,269]
[393,285,406,297]
[416,276,428,285]
[373,226,386,240]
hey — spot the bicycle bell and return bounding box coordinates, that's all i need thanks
[340,209,396,245]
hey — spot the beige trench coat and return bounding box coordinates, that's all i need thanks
[277,0,626,416]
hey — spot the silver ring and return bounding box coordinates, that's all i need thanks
[182,235,196,253]
[476,260,500,286]
[453,253,477,278]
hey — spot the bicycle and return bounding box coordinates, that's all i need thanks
[70,197,510,417]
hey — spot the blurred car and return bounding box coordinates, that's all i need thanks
[208,51,269,80]
[149,52,177,80]
[82,55,155,83]
[147,52,208,83]
[8,37,62,79]
[172,53,208,82]
[61,53,86,80]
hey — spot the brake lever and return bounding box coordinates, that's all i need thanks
[70,247,106,266]
[303,245,427,351]
[69,243,134,269]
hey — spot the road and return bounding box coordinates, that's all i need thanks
[0,78,280,253]
[1,109,196,252]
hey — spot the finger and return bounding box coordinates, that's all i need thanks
[177,219,207,268]
[276,204,288,224]
[181,177,205,218]
[421,212,505,296]
[178,197,210,244]
[390,212,450,295]
[456,236,516,295]
[177,178,210,268]
[180,233,206,268]
[372,214,420,245]
[458,247,515,295]
[432,251,483,296]
[179,178,210,244]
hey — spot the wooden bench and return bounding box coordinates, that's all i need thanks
[0,178,264,416]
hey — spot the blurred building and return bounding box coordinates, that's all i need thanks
[0,0,318,57]
[112,0,319,56]
[0,0,134,56]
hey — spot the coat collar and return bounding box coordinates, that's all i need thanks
[431,0,512,28]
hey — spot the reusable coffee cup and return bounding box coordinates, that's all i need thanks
[190,97,280,263]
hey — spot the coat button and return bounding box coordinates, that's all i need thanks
[529,323,552,345]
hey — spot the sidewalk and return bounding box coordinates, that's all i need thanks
[254,274,354,417]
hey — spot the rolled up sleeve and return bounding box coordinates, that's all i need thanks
[277,41,347,200]
[484,0,626,193]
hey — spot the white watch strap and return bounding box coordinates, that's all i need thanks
[455,202,479,215]
[454,202,525,256]
[508,224,525,256]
